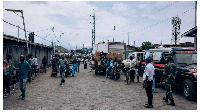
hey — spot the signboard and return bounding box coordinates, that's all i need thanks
[145,52,162,61]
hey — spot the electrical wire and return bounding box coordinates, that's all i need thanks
[118,1,179,30]
[3,20,51,43]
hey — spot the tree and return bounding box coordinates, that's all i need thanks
[139,41,155,50]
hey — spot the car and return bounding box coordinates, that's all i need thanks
[142,47,197,101]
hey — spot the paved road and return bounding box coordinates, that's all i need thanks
[3,64,197,110]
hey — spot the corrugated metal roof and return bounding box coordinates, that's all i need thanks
[181,26,197,37]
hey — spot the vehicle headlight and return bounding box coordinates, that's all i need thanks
[193,73,197,78]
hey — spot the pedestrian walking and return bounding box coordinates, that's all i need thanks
[136,56,142,82]
[72,58,78,76]
[18,55,32,100]
[161,55,176,106]
[26,56,32,82]
[83,59,87,69]
[42,56,47,73]
[59,56,68,86]
[32,55,38,76]
[143,58,154,108]
[77,58,80,72]
[129,56,136,82]
[3,54,13,97]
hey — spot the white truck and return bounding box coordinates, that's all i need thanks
[92,42,126,59]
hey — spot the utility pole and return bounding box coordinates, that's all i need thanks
[195,1,197,27]
[5,9,29,54]
[90,10,95,50]
[83,44,84,54]
[21,10,28,54]
[128,32,129,45]
[18,25,19,42]
[92,29,94,49]
[194,1,197,50]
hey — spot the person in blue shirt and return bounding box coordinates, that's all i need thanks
[59,56,68,86]
[18,55,32,100]
[106,58,112,78]
[72,58,78,76]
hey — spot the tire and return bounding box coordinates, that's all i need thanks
[182,79,196,101]
[51,73,53,77]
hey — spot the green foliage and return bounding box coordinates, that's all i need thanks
[139,41,155,50]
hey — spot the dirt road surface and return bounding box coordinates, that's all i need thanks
[3,64,197,110]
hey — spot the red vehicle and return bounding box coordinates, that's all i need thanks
[142,47,197,101]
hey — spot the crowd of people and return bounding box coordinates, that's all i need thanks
[89,54,176,108]
[3,53,177,108]
[50,54,82,86]
[3,54,47,100]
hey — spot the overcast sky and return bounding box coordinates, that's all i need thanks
[3,0,196,50]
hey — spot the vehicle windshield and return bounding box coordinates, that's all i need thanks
[175,53,197,65]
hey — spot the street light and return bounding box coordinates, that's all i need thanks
[59,33,64,53]
[5,9,29,54]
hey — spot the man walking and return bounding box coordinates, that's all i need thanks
[59,56,68,86]
[136,56,142,82]
[42,56,47,73]
[143,58,154,108]
[161,55,176,106]
[26,56,32,82]
[32,55,38,76]
[129,56,136,82]
[18,55,32,100]
[3,54,13,97]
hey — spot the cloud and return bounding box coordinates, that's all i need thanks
[3,1,195,49]
[137,4,148,9]
[112,2,131,11]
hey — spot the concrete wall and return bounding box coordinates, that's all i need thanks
[3,34,53,68]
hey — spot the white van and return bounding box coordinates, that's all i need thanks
[122,52,145,68]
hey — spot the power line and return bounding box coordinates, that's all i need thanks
[128,7,195,34]
[3,20,23,30]
[79,1,120,41]
[118,1,179,30]
[97,1,120,19]
[35,28,50,32]
[3,20,51,43]
[81,1,105,33]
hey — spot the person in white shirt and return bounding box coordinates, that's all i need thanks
[32,56,38,76]
[129,56,136,82]
[136,56,142,82]
[143,58,155,108]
